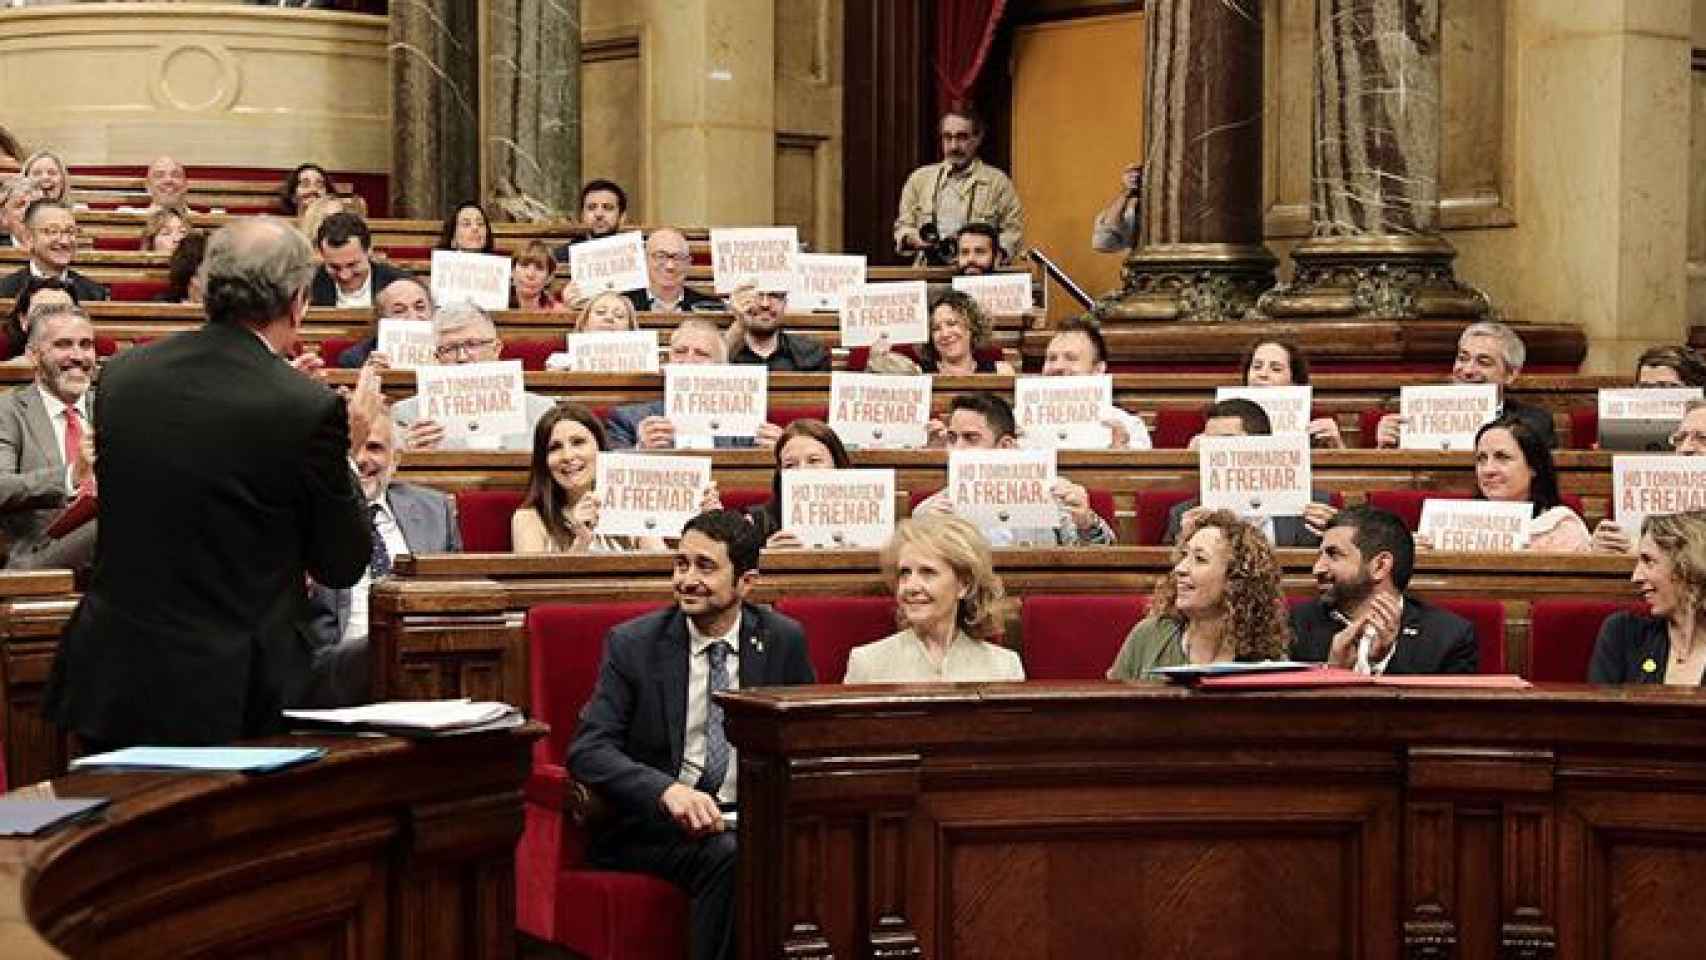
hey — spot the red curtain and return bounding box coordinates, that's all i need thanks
[935,0,1008,115]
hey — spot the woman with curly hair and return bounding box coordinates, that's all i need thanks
[844,514,1023,682]
[1107,510,1291,678]
[1589,510,1706,685]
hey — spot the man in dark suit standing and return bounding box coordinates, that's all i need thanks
[309,211,410,308]
[45,217,374,748]
[570,510,815,960]
[1290,505,1478,674]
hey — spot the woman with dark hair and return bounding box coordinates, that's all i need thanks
[1589,510,1706,684]
[1633,345,1706,388]
[743,419,853,547]
[2,276,78,360]
[1467,414,1590,551]
[160,230,208,304]
[279,163,330,216]
[1237,337,1344,448]
[916,290,1014,374]
[439,201,495,254]
[511,402,665,553]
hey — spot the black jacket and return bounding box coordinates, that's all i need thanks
[309,259,411,307]
[1587,611,1685,685]
[44,321,371,745]
[0,266,111,302]
[623,286,725,313]
[1288,595,1479,674]
[730,330,831,373]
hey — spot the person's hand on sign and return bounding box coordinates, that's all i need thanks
[636,415,676,450]
[1327,590,1403,671]
[1051,478,1098,532]
[1302,501,1340,537]
[404,420,446,451]
[925,416,948,448]
[699,482,723,513]
[1103,413,1133,450]
[1308,417,1346,449]
[569,492,602,549]
[346,362,385,458]
[1375,413,1405,449]
[1591,520,1635,555]
[765,529,805,550]
[658,782,724,838]
[365,351,393,373]
[1412,530,1435,550]
[755,422,782,449]
[1186,432,1205,451]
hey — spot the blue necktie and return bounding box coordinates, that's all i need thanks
[367,503,391,578]
[695,640,732,797]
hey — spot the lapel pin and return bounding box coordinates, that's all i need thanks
[1642,658,1658,675]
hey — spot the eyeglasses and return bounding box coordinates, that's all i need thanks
[1670,431,1706,448]
[648,251,691,265]
[434,337,496,360]
[33,226,76,241]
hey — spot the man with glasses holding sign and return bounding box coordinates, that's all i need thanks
[623,228,723,314]
[392,304,556,451]
[0,200,110,302]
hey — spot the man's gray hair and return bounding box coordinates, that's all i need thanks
[25,302,91,351]
[671,318,727,362]
[201,217,317,327]
[1460,320,1526,371]
[431,302,495,338]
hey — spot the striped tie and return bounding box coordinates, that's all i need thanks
[695,640,732,796]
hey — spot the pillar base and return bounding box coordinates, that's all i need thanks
[1098,243,1278,324]
[1257,234,1490,322]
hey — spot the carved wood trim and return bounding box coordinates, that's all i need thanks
[866,812,922,960]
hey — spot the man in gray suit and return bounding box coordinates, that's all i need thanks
[0,303,98,572]
[304,406,461,706]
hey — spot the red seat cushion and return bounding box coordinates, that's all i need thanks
[1152,409,1206,450]
[767,405,828,429]
[1134,488,1196,546]
[1365,490,1475,532]
[774,595,895,682]
[318,336,358,365]
[1529,599,1642,683]
[1020,594,1149,680]
[1568,405,1597,449]
[502,337,559,372]
[1432,598,1507,674]
[717,485,770,514]
[1359,408,1388,448]
[455,489,525,552]
[105,279,170,302]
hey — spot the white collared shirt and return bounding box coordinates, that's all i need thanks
[35,383,89,493]
[28,262,68,283]
[343,493,411,643]
[678,611,742,805]
[335,268,375,308]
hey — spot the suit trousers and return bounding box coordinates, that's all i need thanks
[592,825,737,960]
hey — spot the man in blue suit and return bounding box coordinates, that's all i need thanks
[604,318,779,450]
[570,510,815,960]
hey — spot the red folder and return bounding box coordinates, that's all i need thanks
[44,490,97,540]
[1197,666,1532,690]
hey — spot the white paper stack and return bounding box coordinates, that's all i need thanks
[284,699,521,735]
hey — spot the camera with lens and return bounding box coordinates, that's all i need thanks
[917,222,960,267]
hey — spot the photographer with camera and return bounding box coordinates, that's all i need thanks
[893,106,1025,267]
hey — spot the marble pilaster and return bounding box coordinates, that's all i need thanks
[389,0,481,219]
[484,0,581,219]
[1105,0,1276,323]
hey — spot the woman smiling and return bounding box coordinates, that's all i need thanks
[1471,415,1590,551]
[1588,511,1706,685]
[512,403,664,553]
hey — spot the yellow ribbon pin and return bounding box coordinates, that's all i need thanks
[1642,658,1658,675]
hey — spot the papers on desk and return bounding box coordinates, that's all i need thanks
[284,699,522,736]
[0,796,109,836]
[1149,661,1313,683]
[70,746,327,774]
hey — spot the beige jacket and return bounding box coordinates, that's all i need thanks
[893,159,1026,263]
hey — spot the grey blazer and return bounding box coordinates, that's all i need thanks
[0,383,97,570]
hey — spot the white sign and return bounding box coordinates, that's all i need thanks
[412,360,527,450]
[664,363,768,438]
[791,253,866,312]
[1418,499,1533,552]
[829,372,931,449]
[1013,375,1113,449]
[780,468,896,548]
[1598,388,1704,422]
[1197,435,1312,516]
[840,281,929,348]
[1399,384,1500,451]
[594,453,713,538]
[565,330,659,373]
[375,319,436,370]
[568,230,650,294]
[951,272,1033,316]
[430,250,512,310]
[709,226,799,293]
[1216,385,1314,437]
[1612,454,1706,532]
[947,448,1058,529]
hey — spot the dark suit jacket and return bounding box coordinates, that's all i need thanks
[44,321,371,746]
[604,399,755,450]
[623,286,724,313]
[309,259,410,307]
[568,602,814,842]
[730,330,831,372]
[1164,491,1331,548]
[1289,595,1479,674]
[1586,611,1680,684]
[0,266,111,302]
[1502,396,1559,449]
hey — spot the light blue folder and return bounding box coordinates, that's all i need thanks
[69,746,327,774]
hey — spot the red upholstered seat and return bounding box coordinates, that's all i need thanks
[1358,408,1389,449]
[94,336,118,358]
[767,405,829,429]
[92,235,140,251]
[455,489,525,552]
[1432,598,1508,674]
[502,337,559,372]
[1152,409,1206,450]
[774,595,896,682]
[717,486,770,514]
[318,337,358,365]
[519,603,690,958]
[905,485,1117,534]
[1529,599,1642,683]
[1134,488,1196,546]
[844,344,1005,372]
[1568,405,1597,449]
[1020,594,1149,680]
[1365,490,1475,532]
[106,279,170,302]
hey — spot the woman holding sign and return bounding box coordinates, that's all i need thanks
[1589,511,1706,684]
[844,515,1023,683]
[918,291,1014,375]
[1238,338,1345,448]
[1468,415,1591,552]
[743,419,853,547]
[1107,511,1291,679]
[439,201,496,254]
[513,403,666,553]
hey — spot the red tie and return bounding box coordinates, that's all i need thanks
[63,406,85,491]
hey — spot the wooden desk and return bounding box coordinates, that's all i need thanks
[0,725,541,959]
[0,572,78,788]
[722,682,1706,959]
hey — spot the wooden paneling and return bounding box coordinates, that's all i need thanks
[841,0,933,263]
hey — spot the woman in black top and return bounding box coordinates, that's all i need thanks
[743,419,852,547]
[1588,510,1706,684]
[917,290,1014,375]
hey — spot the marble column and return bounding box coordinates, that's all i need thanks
[1258,0,1486,323]
[1104,0,1276,323]
[484,0,581,219]
[389,0,481,219]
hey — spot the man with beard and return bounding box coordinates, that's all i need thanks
[1289,505,1478,674]
[0,201,111,301]
[570,510,815,960]
[0,303,100,571]
[723,284,829,372]
[953,222,1002,275]
[894,106,1025,264]
[554,179,629,260]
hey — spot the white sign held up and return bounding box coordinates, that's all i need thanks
[791,253,866,311]
[1013,375,1113,449]
[1611,454,1706,533]
[413,360,528,450]
[1399,384,1499,451]
[568,231,650,294]
[564,330,659,374]
[780,469,896,548]
[709,227,799,293]
[1418,499,1532,551]
[376,319,436,370]
[951,272,1032,316]
[947,448,1058,529]
[1216,386,1313,437]
[594,453,713,538]
[840,282,929,348]
[1197,435,1313,516]
[430,250,512,310]
[829,373,932,449]
[664,364,769,439]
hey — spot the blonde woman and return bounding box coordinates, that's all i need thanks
[574,290,639,332]
[141,205,192,256]
[1589,511,1706,685]
[844,515,1023,682]
[1107,510,1291,678]
[21,150,71,205]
